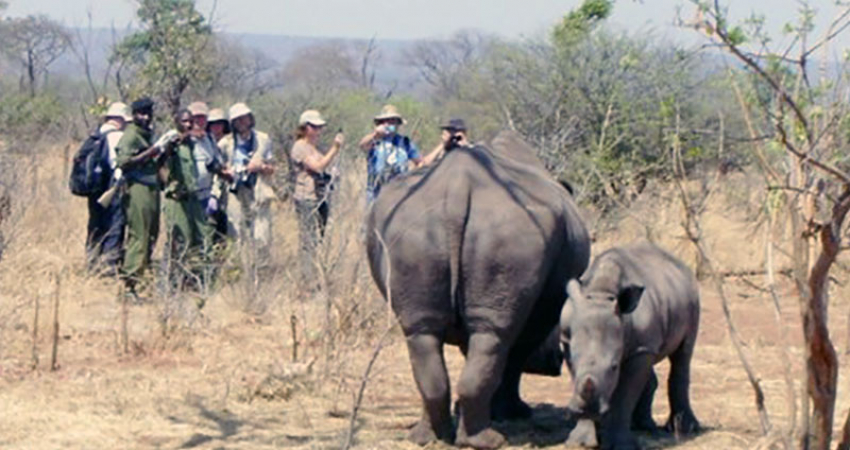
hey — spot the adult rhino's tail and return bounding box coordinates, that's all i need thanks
[443,155,472,312]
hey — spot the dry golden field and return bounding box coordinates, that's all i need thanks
[1,146,849,449]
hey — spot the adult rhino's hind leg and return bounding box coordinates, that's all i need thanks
[405,333,455,445]
[665,333,700,435]
[456,332,509,450]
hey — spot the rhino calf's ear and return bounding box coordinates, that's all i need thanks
[616,284,644,314]
[566,279,583,301]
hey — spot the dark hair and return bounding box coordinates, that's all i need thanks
[207,120,230,136]
[295,124,309,140]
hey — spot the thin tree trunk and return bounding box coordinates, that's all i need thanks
[50,273,60,371]
[765,211,797,447]
[30,295,39,371]
[800,191,850,450]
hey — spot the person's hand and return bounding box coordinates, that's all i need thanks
[205,197,219,215]
[261,163,275,175]
[247,159,263,173]
[374,124,387,137]
[334,133,345,148]
[219,166,234,182]
[153,130,179,151]
[440,129,453,147]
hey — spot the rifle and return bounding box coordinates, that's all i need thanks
[96,174,124,208]
[97,130,181,208]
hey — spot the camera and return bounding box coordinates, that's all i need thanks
[446,132,463,151]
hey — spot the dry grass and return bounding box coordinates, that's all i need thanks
[0,146,849,449]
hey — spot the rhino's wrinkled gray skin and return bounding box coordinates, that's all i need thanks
[367,131,590,449]
[560,243,700,449]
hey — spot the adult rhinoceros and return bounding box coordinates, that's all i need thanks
[366,130,590,449]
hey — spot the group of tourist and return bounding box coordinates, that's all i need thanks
[81,98,471,303]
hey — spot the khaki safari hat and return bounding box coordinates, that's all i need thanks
[104,102,132,121]
[208,108,227,123]
[374,104,405,123]
[299,110,327,127]
[188,101,209,117]
[229,102,253,122]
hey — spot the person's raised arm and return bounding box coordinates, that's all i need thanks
[299,134,345,173]
[420,142,446,167]
[359,124,386,151]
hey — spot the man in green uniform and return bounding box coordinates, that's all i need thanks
[161,109,214,297]
[115,98,168,298]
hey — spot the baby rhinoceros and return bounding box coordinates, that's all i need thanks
[560,243,700,449]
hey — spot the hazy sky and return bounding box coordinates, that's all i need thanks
[3,0,846,46]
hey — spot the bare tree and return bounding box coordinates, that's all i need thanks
[404,30,491,98]
[1,14,71,97]
[685,1,850,449]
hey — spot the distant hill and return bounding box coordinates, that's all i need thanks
[53,28,427,95]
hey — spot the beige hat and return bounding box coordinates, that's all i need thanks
[104,102,132,121]
[229,102,253,121]
[208,108,227,123]
[374,104,404,123]
[299,110,327,127]
[188,101,209,117]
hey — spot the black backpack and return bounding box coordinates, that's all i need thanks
[69,129,116,197]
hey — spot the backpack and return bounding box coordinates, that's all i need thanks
[69,129,116,197]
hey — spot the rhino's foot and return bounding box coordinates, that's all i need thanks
[491,397,533,422]
[631,416,659,434]
[600,431,641,450]
[565,419,598,448]
[456,427,506,450]
[665,410,700,435]
[407,419,454,446]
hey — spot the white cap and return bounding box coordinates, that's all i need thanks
[188,101,209,117]
[299,109,326,127]
[104,102,132,121]
[208,108,227,123]
[229,102,253,122]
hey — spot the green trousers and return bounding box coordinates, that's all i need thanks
[164,196,213,286]
[122,182,160,284]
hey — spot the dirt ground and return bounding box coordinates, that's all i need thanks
[1,153,850,449]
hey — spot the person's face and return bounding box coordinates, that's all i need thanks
[177,113,193,133]
[192,114,207,130]
[233,115,253,134]
[377,118,402,134]
[306,123,324,140]
[191,115,207,137]
[209,122,225,140]
[133,110,152,129]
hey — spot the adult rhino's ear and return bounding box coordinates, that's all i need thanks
[566,279,583,302]
[616,284,644,315]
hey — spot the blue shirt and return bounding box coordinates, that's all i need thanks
[367,134,420,202]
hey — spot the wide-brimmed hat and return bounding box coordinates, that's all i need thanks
[104,102,132,121]
[208,108,227,123]
[299,110,327,127]
[374,104,405,123]
[188,101,209,117]
[229,102,253,122]
[440,118,467,131]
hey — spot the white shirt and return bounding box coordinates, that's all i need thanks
[192,134,223,200]
[99,122,124,180]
